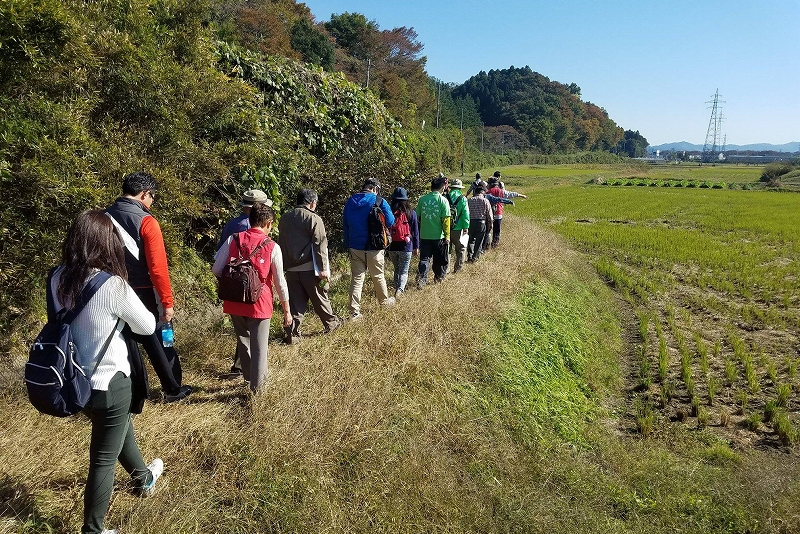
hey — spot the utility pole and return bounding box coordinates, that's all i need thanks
[435,81,441,128]
[365,58,371,88]
[460,107,465,176]
[480,122,484,152]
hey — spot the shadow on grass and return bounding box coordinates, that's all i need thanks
[0,474,71,532]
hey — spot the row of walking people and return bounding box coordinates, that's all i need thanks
[41,169,525,533]
[342,171,527,319]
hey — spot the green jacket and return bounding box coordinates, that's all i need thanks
[447,189,470,231]
[416,190,451,240]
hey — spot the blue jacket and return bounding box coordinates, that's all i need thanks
[343,191,395,251]
[218,213,250,250]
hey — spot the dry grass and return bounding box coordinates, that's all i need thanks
[4,211,800,533]
[1,217,579,533]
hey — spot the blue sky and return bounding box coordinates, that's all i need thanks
[301,0,799,146]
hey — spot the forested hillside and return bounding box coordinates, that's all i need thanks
[0,0,630,346]
[453,66,623,153]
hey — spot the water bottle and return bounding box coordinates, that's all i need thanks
[161,321,174,347]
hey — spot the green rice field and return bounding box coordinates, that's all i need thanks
[503,163,800,445]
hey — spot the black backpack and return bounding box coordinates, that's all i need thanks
[366,195,390,250]
[25,269,118,417]
[217,233,272,304]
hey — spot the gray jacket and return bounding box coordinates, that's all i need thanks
[277,206,329,273]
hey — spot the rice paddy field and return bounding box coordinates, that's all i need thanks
[503,163,800,446]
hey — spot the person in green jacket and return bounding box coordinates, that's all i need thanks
[447,179,470,273]
[415,175,451,286]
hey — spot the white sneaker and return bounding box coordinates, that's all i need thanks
[140,458,164,497]
[382,297,396,306]
[351,312,364,320]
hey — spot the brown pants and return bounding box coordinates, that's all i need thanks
[285,270,340,336]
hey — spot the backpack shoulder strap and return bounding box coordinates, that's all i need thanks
[245,236,271,260]
[45,266,58,323]
[62,272,112,324]
[231,232,244,259]
[89,318,121,377]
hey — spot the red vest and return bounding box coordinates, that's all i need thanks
[487,186,505,217]
[221,228,276,319]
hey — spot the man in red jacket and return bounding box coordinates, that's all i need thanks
[106,172,192,402]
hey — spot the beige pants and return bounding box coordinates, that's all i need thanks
[349,248,390,314]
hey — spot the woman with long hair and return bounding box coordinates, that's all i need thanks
[386,187,420,296]
[52,209,162,534]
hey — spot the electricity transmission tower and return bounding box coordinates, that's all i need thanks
[702,90,725,163]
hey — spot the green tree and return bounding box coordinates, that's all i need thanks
[615,130,649,158]
[290,19,335,70]
[323,12,378,59]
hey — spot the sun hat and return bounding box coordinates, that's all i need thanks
[240,189,273,207]
[391,187,409,201]
[450,179,464,189]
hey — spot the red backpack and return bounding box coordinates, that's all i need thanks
[390,210,411,244]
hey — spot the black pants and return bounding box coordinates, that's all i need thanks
[133,288,182,394]
[491,218,502,247]
[417,238,449,285]
[467,220,488,262]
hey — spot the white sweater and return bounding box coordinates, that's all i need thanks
[50,268,156,391]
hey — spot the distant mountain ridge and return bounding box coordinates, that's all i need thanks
[649,141,800,153]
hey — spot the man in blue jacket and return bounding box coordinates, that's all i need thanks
[342,178,396,319]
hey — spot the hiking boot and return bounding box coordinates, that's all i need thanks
[140,458,164,497]
[350,312,364,321]
[220,366,243,380]
[325,319,343,334]
[165,385,192,403]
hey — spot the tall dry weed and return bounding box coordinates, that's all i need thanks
[0,216,582,533]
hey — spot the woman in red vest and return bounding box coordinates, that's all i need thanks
[213,202,291,392]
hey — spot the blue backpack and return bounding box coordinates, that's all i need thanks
[25,270,117,417]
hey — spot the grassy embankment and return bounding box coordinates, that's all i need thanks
[3,168,800,532]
